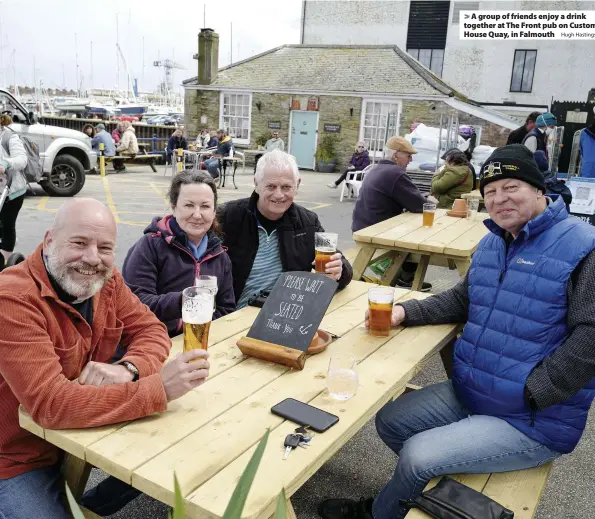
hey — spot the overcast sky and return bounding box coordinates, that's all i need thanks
[0,0,302,94]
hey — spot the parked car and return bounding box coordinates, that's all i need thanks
[0,88,96,196]
[146,115,169,125]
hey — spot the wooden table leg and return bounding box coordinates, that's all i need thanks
[439,338,456,379]
[351,245,376,281]
[410,255,430,291]
[232,163,238,189]
[454,258,472,277]
[61,453,92,501]
[149,159,157,173]
[380,251,407,286]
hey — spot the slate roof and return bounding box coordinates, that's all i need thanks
[183,45,455,98]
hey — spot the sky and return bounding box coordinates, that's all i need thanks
[0,0,302,94]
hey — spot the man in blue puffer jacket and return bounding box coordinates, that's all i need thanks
[319,144,595,519]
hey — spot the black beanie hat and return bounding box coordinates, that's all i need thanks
[479,144,546,196]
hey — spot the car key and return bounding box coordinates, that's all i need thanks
[283,434,301,460]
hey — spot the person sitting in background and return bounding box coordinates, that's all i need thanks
[0,198,210,519]
[91,123,116,157]
[111,123,122,145]
[534,149,572,211]
[507,111,541,145]
[352,137,430,291]
[166,128,188,165]
[523,112,557,156]
[203,130,232,180]
[327,141,370,189]
[82,124,95,138]
[195,129,210,149]
[114,121,139,172]
[430,149,474,209]
[218,150,353,309]
[254,131,285,173]
[123,170,235,336]
[207,130,219,148]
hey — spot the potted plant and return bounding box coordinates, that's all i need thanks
[254,132,273,150]
[315,134,337,173]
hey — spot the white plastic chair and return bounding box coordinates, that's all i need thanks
[340,165,373,202]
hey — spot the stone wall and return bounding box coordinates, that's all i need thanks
[400,100,510,147]
[184,89,220,139]
[250,92,292,148]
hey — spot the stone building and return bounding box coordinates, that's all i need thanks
[183,28,518,171]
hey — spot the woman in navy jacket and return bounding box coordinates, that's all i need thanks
[122,170,235,336]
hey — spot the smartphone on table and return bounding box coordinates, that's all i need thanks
[271,398,339,433]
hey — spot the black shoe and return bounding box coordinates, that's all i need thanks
[395,277,432,292]
[318,497,374,519]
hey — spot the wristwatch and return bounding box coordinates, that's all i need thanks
[121,361,139,382]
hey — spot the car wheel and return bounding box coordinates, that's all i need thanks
[5,252,25,267]
[40,155,86,197]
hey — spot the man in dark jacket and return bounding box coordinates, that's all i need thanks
[523,112,557,157]
[319,145,595,519]
[506,111,541,145]
[352,136,430,291]
[166,128,188,165]
[218,150,353,308]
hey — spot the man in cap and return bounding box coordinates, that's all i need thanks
[319,144,595,519]
[352,136,430,290]
[91,122,116,157]
[522,111,557,155]
[507,111,541,145]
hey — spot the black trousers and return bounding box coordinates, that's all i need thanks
[253,153,263,173]
[334,168,361,186]
[0,193,25,251]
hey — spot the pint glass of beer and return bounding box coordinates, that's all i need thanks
[368,286,394,337]
[182,286,215,354]
[423,202,436,227]
[315,232,338,274]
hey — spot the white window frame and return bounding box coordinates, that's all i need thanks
[359,98,402,159]
[219,91,252,145]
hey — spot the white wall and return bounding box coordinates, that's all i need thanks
[443,0,595,104]
[301,0,410,48]
[302,0,595,105]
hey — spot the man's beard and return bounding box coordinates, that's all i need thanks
[45,242,114,300]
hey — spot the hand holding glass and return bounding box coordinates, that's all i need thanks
[315,232,338,274]
[368,286,394,337]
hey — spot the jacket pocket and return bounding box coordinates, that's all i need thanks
[93,319,124,363]
[54,337,86,379]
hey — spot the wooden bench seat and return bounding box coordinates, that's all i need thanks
[104,150,161,173]
[406,463,552,519]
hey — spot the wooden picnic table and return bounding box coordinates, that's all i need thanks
[19,280,460,519]
[352,210,489,290]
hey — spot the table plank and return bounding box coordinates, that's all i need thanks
[417,215,486,254]
[185,319,460,519]
[443,219,489,257]
[370,210,448,248]
[393,214,462,251]
[19,407,44,439]
[352,212,420,244]
[85,358,288,482]
[132,316,412,504]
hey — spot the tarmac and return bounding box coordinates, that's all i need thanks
[13,165,595,518]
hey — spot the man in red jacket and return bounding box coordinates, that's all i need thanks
[0,198,210,519]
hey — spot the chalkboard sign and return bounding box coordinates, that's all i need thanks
[246,271,338,352]
[268,121,282,130]
[324,123,341,133]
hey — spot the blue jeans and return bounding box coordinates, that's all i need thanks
[373,381,561,519]
[0,464,141,518]
[204,157,220,178]
[0,466,69,519]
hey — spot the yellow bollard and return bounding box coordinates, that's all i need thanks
[176,148,184,173]
[99,142,106,177]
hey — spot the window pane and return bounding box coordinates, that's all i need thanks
[521,50,536,92]
[510,50,525,92]
[408,48,419,60]
[430,49,444,77]
[223,94,230,105]
[418,49,432,69]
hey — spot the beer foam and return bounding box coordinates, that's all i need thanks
[182,293,213,324]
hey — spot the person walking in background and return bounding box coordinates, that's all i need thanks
[0,114,28,263]
[166,128,188,165]
[122,170,235,337]
[523,112,557,156]
[253,131,285,173]
[327,141,370,188]
[507,111,541,145]
[91,123,116,157]
[430,149,474,209]
[113,121,139,172]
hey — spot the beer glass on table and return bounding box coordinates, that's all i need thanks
[315,232,338,274]
[423,202,436,227]
[368,286,395,337]
[182,286,215,354]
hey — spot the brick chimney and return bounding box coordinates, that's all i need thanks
[195,28,219,85]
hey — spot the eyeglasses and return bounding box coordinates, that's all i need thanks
[263,183,296,194]
[357,146,365,149]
